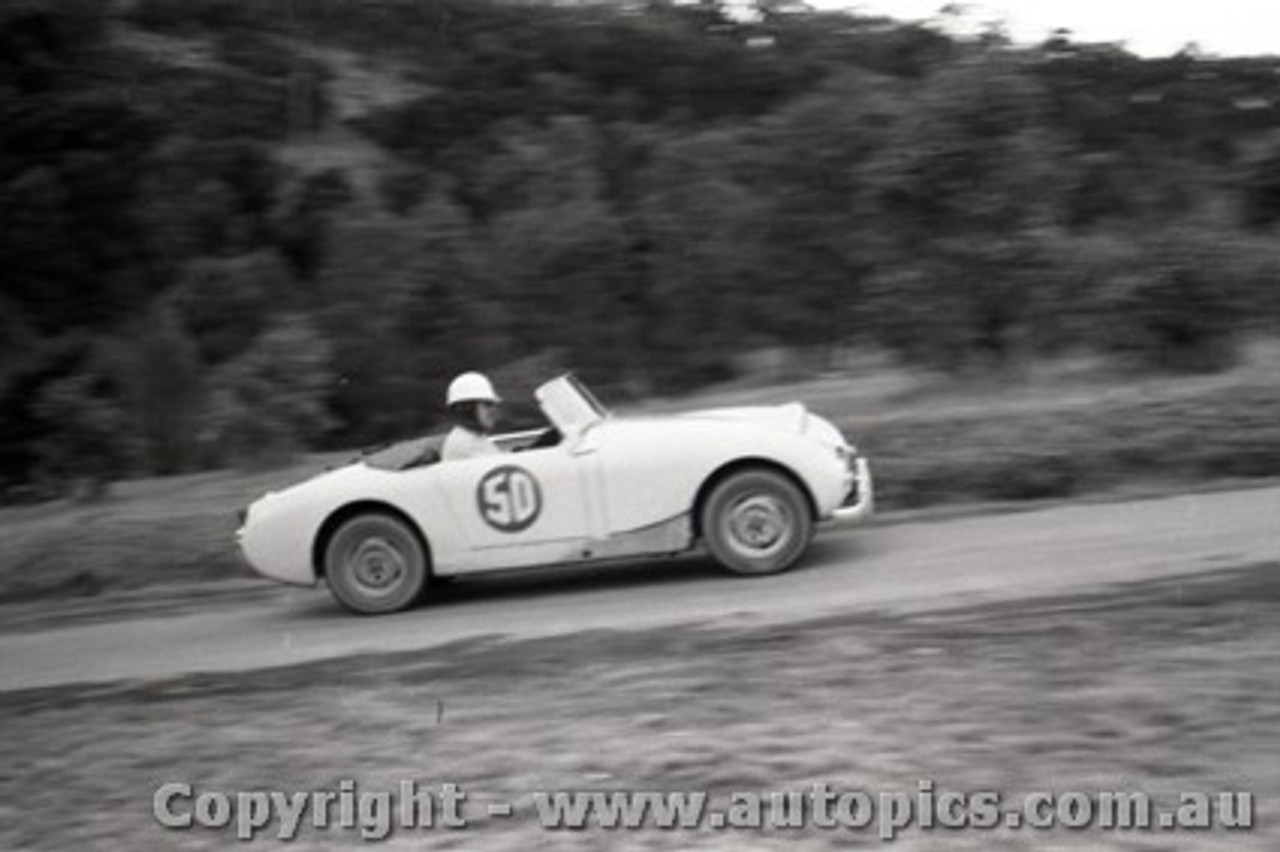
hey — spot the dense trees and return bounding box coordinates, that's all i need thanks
[3,0,1280,497]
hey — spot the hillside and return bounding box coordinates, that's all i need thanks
[3,0,1280,498]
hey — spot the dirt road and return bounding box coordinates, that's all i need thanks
[3,485,1277,691]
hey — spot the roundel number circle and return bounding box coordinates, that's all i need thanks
[477,466,543,532]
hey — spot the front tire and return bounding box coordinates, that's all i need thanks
[324,513,428,614]
[700,468,813,576]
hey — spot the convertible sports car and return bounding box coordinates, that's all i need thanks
[237,375,873,614]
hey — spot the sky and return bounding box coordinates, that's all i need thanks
[806,1,1280,58]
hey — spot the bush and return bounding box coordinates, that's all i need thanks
[1088,223,1270,373]
[199,315,337,466]
[1106,268,1240,372]
[165,251,291,365]
[31,371,139,499]
[125,311,203,474]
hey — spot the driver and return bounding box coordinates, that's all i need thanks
[441,371,506,461]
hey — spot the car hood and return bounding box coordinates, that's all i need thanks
[675,402,810,433]
[668,401,852,452]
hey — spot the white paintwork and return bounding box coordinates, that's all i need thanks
[236,375,874,587]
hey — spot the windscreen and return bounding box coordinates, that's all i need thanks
[536,374,607,434]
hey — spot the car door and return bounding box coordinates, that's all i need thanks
[428,444,595,572]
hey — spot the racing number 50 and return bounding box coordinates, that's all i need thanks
[477,466,543,532]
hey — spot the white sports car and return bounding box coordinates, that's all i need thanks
[237,375,873,614]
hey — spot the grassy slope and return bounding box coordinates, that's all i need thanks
[3,564,1277,850]
[3,346,1280,603]
[646,341,1280,506]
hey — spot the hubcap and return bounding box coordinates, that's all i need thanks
[347,536,408,595]
[724,494,792,558]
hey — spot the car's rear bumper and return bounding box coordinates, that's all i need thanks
[829,457,874,523]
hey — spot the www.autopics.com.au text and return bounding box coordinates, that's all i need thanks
[152,779,1254,842]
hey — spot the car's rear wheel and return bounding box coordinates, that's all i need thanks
[324,512,428,614]
[700,468,813,576]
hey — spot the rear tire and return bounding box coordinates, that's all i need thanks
[700,468,813,576]
[324,513,428,614]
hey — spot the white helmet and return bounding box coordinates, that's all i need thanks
[446,371,500,406]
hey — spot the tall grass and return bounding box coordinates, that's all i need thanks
[857,378,1280,506]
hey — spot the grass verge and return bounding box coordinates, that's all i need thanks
[857,377,1280,506]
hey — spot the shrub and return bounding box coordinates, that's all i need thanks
[199,316,337,466]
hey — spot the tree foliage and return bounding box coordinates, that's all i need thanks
[200,316,336,466]
[5,0,1280,495]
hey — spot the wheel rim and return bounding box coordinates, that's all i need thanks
[344,535,410,599]
[723,494,793,559]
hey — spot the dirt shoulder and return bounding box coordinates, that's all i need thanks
[4,563,1277,851]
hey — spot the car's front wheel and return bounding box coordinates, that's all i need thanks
[324,512,428,614]
[701,468,813,576]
